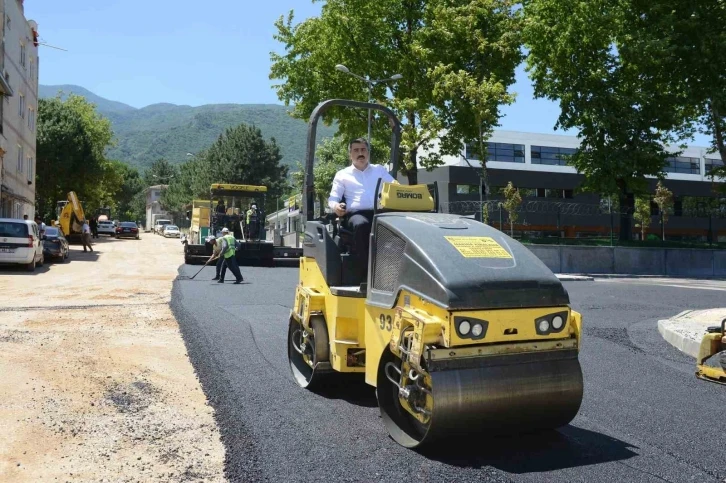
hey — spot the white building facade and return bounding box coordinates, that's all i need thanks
[145,184,169,231]
[0,0,38,219]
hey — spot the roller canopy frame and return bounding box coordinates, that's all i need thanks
[303,99,402,223]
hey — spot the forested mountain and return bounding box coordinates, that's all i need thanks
[39,84,337,170]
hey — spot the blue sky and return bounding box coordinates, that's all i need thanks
[26,0,711,146]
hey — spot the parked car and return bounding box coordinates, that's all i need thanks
[162,225,180,238]
[0,218,44,271]
[115,221,140,239]
[42,226,70,262]
[97,220,116,236]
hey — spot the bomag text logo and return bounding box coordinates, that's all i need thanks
[396,191,423,199]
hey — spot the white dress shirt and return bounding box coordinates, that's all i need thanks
[328,163,394,212]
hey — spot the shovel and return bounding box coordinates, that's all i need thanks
[189,256,218,280]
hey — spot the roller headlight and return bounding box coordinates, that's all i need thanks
[454,316,488,340]
[535,310,569,335]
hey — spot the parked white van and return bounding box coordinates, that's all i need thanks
[0,218,44,271]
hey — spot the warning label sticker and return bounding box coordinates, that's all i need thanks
[444,236,512,259]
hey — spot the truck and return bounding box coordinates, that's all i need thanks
[182,183,302,266]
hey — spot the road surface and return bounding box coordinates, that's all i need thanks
[172,265,726,483]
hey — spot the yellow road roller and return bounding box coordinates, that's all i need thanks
[288,99,584,448]
[696,319,726,385]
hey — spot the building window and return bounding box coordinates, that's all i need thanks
[18,94,25,117]
[27,156,33,182]
[664,156,700,174]
[456,184,479,195]
[16,145,23,172]
[28,107,34,130]
[465,142,525,163]
[6,15,10,30]
[29,58,34,80]
[535,188,573,198]
[20,43,26,68]
[531,146,577,166]
[705,158,724,174]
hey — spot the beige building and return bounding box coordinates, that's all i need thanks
[145,184,169,232]
[0,0,38,219]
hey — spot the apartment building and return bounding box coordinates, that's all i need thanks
[0,0,38,219]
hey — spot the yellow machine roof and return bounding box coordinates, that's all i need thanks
[212,183,267,194]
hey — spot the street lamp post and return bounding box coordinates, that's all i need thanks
[335,64,402,149]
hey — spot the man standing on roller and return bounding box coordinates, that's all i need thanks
[328,137,394,281]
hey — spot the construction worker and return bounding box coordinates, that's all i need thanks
[217,227,243,284]
[215,199,226,214]
[81,220,94,252]
[206,236,225,281]
[246,203,259,240]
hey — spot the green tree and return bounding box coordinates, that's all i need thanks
[502,181,522,237]
[523,0,690,241]
[112,162,144,221]
[291,136,350,215]
[269,0,522,185]
[36,94,117,220]
[630,1,726,166]
[143,158,178,186]
[653,181,674,240]
[430,0,523,197]
[161,124,289,216]
[633,196,652,241]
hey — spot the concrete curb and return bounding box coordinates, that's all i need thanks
[555,274,594,281]
[657,308,726,359]
[581,273,726,280]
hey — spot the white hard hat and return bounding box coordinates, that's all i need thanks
[221,227,229,233]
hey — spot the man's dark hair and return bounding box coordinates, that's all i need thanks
[348,137,369,151]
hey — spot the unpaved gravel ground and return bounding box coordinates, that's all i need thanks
[0,232,225,481]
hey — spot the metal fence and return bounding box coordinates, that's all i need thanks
[440,199,725,244]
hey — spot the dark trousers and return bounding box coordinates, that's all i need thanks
[345,210,373,282]
[215,255,224,278]
[220,255,243,282]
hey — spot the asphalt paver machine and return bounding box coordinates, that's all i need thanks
[287,99,585,448]
[183,183,273,266]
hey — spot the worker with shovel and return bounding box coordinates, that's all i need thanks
[216,227,243,284]
[207,236,225,281]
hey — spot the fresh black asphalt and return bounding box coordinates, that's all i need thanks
[171,264,726,483]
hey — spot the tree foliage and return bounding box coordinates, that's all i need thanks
[269,0,522,185]
[633,196,651,241]
[653,181,674,239]
[522,0,691,240]
[36,94,120,220]
[502,181,522,237]
[161,124,289,217]
[291,136,350,213]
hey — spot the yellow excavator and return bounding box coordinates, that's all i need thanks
[54,191,86,243]
[287,99,584,448]
[696,319,726,385]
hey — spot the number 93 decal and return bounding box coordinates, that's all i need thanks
[379,314,392,331]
